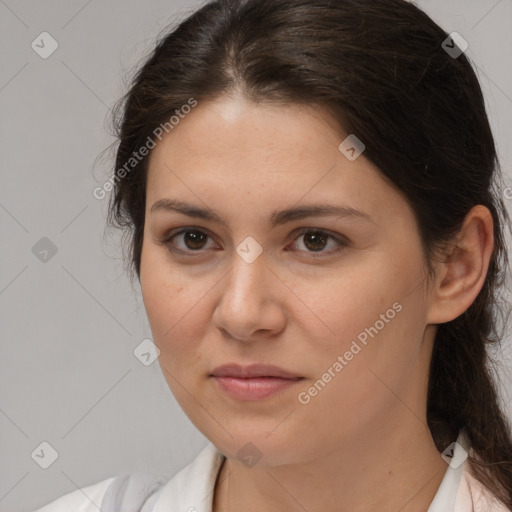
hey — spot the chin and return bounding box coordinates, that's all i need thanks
[205,427,308,468]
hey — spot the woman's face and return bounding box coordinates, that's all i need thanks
[140,94,437,465]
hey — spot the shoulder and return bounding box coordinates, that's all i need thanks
[457,464,510,512]
[33,472,167,512]
[33,444,224,512]
[33,476,117,512]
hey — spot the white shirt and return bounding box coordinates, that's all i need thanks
[34,430,509,512]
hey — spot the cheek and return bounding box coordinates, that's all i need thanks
[295,248,427,377]
[140,247,192,358]
[140,263,207,416]
[292,259,397,348]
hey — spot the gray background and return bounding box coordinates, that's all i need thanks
[1,1,511,510]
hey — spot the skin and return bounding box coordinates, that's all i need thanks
[140,92,494,512]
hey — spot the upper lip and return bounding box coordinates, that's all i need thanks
[211,363,302,379]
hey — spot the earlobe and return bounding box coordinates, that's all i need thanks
[426,205,494,325]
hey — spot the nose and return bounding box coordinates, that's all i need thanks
[212,250,287,342]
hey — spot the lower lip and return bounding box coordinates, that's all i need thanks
[212,376,303,400]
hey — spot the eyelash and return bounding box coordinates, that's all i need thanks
[160,227,349,258]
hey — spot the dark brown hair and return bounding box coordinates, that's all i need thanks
[107,0,512,506]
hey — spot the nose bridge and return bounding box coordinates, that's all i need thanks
[213,240,278,339]
[227,240,268,302]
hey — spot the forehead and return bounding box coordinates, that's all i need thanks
[145,95,405,223]
[150,95,342,166]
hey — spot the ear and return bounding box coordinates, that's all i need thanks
[426,205,494,325]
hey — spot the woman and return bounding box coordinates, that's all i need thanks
[35,0,512,510]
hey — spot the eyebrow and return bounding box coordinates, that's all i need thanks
[149,199,374,228]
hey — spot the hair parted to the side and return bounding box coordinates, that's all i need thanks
[106,0,512,506]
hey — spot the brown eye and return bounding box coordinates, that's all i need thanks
[182,230,208,250]
[161,227,348,258]
[162,228,216,254]
[289,229,349,257]
[302,231,329,251]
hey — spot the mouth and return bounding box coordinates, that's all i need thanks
[210,363,304,401]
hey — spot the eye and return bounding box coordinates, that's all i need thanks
[161,228,217,254]
[159,227,349,257]
[287,229,349,257]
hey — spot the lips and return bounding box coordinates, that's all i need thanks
[210,363,304,400]
[211,363,302,379]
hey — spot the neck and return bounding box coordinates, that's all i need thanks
[212,419,448,512]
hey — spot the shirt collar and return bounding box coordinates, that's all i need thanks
[427,429,469,512]
[153,442,224,512]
